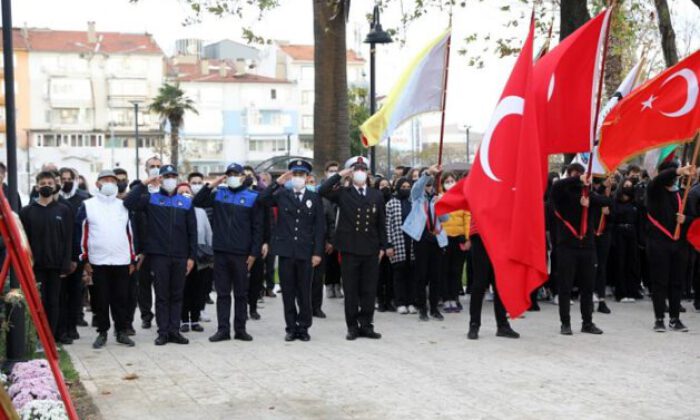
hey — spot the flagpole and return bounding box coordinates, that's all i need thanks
[673,131,700,240]
[436,20,452,189]
[581,6,614,237]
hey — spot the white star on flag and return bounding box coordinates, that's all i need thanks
[641,95,656,111]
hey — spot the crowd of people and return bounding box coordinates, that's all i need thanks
[5,153,699,349]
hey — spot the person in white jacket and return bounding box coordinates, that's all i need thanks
[76,170,136,349]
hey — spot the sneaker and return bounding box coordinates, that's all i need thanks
[496,325,520,339]
[485,291,494,302]
[326,286,336,299]
[92,332,107,349]
[581,323,603,335]
[552,295,560,306]
[116,332,135,347]
[191,323,204,332]
[125,327,136,336]
[467,324,479,340]
[560,324,573,335]
[397,305,408,314]
[430,310,444,321]
[200,312,212,322]
[669,318,688,332]
[209,331,231,342]
[653,319,666,332]
[408,305,418,314]
[418,310,429,322]
[265,289,277,298]
[313,309,327,319]
[141,319,152,329]
[180,323,190,333]
[593,294,600,303]
[621,297,635,303]
[597,301,611,314]
[335,284,344,298]
[249,311,261,321]
[679,304,687,313]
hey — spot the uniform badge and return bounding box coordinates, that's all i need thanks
[372,204,376,213]
[306,199,313,209]
[240,198,246,204]
[177,200,183,207]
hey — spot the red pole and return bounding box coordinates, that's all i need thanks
[580,7,613,238]
[436,31,452,190]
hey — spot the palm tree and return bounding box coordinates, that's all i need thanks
[149,82,198,168]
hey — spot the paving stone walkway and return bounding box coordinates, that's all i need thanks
[65,295,700,419]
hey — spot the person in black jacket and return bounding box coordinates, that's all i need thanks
[319,156,387,340]
[260,160,325,341]
[611,178,640,302]
[242,166,269,321]
[194,163,263,343]
[123,165,197,346]
[551,163,612,336]
[646,161,694,332]
[591,176,613,315]
[115,168,139,336]
[20,171,75,340]
[322,162,342,299]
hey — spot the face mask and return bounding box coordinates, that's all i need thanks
[444,182,455,191]
[306,185,317,193]
[100,182,118,197]
[117,182,128,194]
[227,176,242,189]
[291,176,306,190]
[381,187,391,199]
[621,187,635,198]
[326,171,337,178]
[398,189,410,199]
[39,186,54,198]
[149,167,160,177]
[353,171,367,184]
[162,178,177,193]
[191,184,203,195]
[61,182,74,193]
[243,176,255,188]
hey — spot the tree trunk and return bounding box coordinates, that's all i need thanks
[654,0,679,67]
[560,0,591,165]
[170,117,180,168]
[313,0,350,171]
[604,1,625,99]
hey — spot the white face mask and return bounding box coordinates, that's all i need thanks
[162,178,177,193]
[191,184,203,195]
[227,176,242,189]
[444,182,455,191]
[100,182,117,197]
[291,176,306,190]
[353,170,367,185]
[148,167,160,178]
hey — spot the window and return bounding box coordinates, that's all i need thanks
[248,138,288,153]
[256,110,283,127]
[301,90,313,105]
[56,109,80,125]
[270,89,277,100]
[302,115,313,130]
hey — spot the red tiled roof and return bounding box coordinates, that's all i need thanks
[0,28,29,50]
[279,44,364,63]
[19,28,163,55]
[171,59,291,84]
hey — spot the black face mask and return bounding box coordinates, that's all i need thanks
[61,182,74,193]
[243,176,254,188]
[117,182,128,193]
[397,189,410,199]
[630,177,640,185]
[621,187,635,198]
[381,187,391,199]
[39,186,54,198]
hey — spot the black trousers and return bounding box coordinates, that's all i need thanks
[556,246,595,325]
[197,267,213,312]
[264,254,276,291]
[58,263,83,337]
[469,235,509,328]
[248,258,264,312]
[92,265,130,334]
[392,261,415,307]
[182,265,203,323]
[279,256,313,333]
[465,248,474,294]
[311,256,324,311]
[149,255,187,336]
[138,257,155,322]
[341,253,378,331]
[376,256,393,306]
[594,233,611,299]
[444,237,466,300]
[213,252,248,334]
[324,250,341,285]
[614,231,639,300]
[36,268,61,338]
[414,239,444,311]
[692,251,700,306]
[647,237,688,320]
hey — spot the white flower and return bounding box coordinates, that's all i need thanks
[19,400,68,420]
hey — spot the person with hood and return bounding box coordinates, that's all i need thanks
[401,164,447,321]
[385,177,417,314]
[375,177,395,312]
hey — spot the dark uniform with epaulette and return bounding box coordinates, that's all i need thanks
[260,160,325,340]
[319,156,387,339]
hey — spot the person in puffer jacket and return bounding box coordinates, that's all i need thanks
[439,172,470,314]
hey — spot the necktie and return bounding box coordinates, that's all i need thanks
[359,188,364,196]
[295,191,302,202]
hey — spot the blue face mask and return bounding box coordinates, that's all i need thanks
[306,185,317,192]
[284,180,293,190]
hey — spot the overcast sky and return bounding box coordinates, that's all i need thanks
[11,0,700,133]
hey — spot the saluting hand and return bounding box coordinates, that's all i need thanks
[339,168,353,178]
[311,255,322,267]
[144,175,160,186]
[210,175,227,188]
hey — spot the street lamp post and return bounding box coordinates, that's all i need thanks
[364,4,393,175]
[464,125,471,164]
[131,102,141,176]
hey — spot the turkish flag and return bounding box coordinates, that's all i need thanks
[435,177,468,215]
[599,49,700,172]
[449,16,547,318]
[533,10,611,154]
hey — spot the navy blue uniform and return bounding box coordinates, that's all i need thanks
[260,183,325,334]
[123,182,197,337]
[193,184,263,335]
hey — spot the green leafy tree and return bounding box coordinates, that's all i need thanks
[348,87,370,157]
[149,83,198,168]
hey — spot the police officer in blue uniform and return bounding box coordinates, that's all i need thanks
[319,156,387,340]
[194,163,263,342]
[260,160,325,341]
[123,165,197,346]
